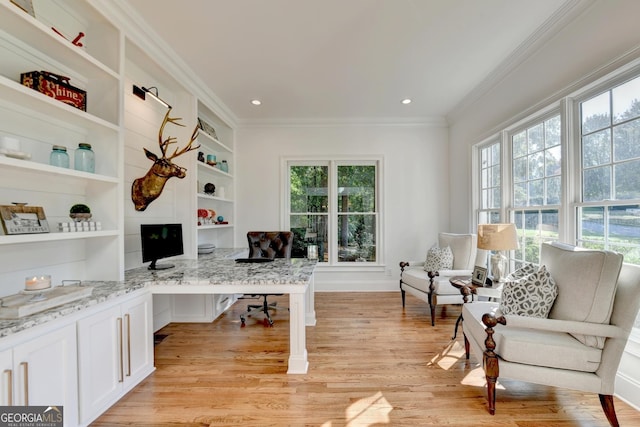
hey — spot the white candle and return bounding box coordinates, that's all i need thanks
[25,275,51,291]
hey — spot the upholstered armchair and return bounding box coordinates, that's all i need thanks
[462,242,640,426]
[240,231,293,326]
[399,232,486,326]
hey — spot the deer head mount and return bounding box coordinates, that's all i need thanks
[131,107,200,211]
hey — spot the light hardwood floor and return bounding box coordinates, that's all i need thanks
[92,292,639,426]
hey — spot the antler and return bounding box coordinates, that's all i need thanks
[168,125,200,160]
[157,107,200,159]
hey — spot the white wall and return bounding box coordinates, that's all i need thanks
[447,0,640,411]
[236,122,449,291]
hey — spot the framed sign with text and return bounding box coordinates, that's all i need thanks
[0,204,50,235]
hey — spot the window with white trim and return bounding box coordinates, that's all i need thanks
[473,67,640,331]
[286,159,381,265]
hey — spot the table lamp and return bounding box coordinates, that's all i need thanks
[477,223,519,282]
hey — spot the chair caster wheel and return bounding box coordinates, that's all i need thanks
[240,316,246,327]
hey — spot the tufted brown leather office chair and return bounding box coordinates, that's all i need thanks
[240,231,293,326]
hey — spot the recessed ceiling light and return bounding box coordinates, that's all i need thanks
[401,98,412,105]
[251,99,262,106]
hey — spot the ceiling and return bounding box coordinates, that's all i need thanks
[124,0,582,124]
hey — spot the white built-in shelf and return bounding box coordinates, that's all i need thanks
[197,224,233,230]
[197,161,233,178]
[197,193,233,203]
[0,230,118,245]
[0,75,119,131]
[0,2,119,79]
[197,131,233,153]
[0,155,119,183]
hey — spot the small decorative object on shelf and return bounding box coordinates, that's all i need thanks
[51,27,85,47]
[74,143,95,172]
[204,182,215,195]
[220,160,229,173]
[69,204,91,222]
[198,118,218,140]
[197,209,217,225]
[131,107,200,211]
[0,203,49,235]
[25,275,51,291]
[0,136,31,160]
[198,151,205,162]
[58,221,101,232]
[20,71,87,111]
[49,145,69,168]
[217,215,224,222]
[206,154,216,166]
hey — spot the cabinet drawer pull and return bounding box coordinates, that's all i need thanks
[4,369,12,406]
[19,362,28,406]
[117,317,124,382]
[125,313,131,377]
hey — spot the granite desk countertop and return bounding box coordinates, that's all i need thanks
[0,249,317,339]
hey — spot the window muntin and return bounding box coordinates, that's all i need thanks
[581,75,640,202]
[512,115,561,207]
[478,142,501,225]
[512,208,560,267]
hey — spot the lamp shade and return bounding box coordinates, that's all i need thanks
[477,223,518,251]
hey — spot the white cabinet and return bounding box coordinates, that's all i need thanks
[0,324,78,426]
[0,0,124,291]
[77,292,153,426]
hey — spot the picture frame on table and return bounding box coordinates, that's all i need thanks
[197,118,218,140]
[10,0,35,17]
[471,265,487,286]
[0,204,50,235]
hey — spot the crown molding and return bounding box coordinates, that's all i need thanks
[446,0,596,124]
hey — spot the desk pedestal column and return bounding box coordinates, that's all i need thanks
[287,291,308,374]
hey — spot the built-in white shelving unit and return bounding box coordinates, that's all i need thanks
[195,101,235,249]
[0,0,123,293]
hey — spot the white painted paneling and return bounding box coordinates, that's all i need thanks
[122,63,196,269]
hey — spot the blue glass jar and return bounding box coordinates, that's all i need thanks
[74,143,95,173]
[220,160,229,173]
[49,145,69,168]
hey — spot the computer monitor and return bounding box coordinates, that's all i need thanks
[140,223,184,270]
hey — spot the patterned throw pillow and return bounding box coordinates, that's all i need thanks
[423,246,454,272]
[499,265,558,318]
[505,263,537,281]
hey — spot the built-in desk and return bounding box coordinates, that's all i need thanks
[125,250,318,374]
